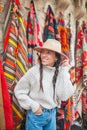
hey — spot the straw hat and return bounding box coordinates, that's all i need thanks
[35,39,66,58]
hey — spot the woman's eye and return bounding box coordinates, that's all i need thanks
[47,51,50,54]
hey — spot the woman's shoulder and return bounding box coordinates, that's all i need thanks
[24,64,40,79]
[59,64,71,72]
[28,64,40,73]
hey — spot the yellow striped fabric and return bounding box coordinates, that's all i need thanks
[3,2,28,129]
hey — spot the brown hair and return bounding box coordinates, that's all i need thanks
[39,53,61,94]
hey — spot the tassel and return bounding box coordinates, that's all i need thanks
[66,99,71,121]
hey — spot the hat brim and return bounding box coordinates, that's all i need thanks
[34,46,67,59]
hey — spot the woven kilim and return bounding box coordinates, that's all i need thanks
[57,12,69,58]
[75,28,83,124]
[75,29,84,86]
[75,26,87,128]
[82,23,87,128]
[43,5,59,42]
[3,2,28,130]
[27,0,43,67]
[4,1,12,52]
[0,60,14,130]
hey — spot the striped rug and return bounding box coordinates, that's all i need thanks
[3,2,28,129]
[0,60,14,130]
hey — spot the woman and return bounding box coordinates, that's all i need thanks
[14,39,76,130]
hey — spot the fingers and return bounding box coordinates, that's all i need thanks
[34,106,42,115]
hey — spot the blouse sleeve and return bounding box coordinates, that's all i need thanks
[56,66,76,101]
[14,70,39,112]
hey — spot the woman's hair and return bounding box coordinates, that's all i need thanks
[52,53,61,95]
[39,52,61,93]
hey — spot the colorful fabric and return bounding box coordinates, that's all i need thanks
[82,89,87,128]
[82,22,87,87]
[56,108,65,130]
[84,28,87,43]
[57,12,69,58]
[75,29,84,85]
[3,2,28,129]
[75,23,87,128]
[56,12,73,130]
[75,28,84,124]
[27,0,43,67]
[82,22,87,128]
[3,1,12,52]
[0,60,14,130]
[43,5,59,42]
[0,63,6,130]
[56,66,76,130]
[82,40,87,87]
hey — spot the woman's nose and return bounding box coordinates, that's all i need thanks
[41,52,47,56]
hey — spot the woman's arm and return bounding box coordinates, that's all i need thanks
[14,71,40,113]
[56,66,76,101]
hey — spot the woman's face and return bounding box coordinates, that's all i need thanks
[41,49,57,67]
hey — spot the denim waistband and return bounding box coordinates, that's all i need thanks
[41,107,57,112]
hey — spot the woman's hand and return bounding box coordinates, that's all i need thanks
[34,105,42,115]
[69,66,75,85]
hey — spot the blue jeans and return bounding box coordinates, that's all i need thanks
[26,108,57,130]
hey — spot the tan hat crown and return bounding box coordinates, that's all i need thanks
[35,39,66,58]
[42,39,61,53]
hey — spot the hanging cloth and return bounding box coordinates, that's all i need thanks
[75,28,84,85]
[43,5,59,42]
[57,13,71,130]
[3,0,21,52]
[3,0,13,52]
[3,2,28,129]
[0,60,14,130]
[75,28,84,120]
[27,0,43,67]
[75,25,87,128]
[0,63,6,130]
[57,12,69,58]
[82,21,87,128]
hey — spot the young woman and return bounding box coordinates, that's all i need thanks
[14,39,76,130]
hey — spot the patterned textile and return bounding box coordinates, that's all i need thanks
[4,0,21,52]
[0,60,14,130]
[43,5,59,42]
[56,67,76,130]
[84,29,87,43]
[82,22,87,87]
[57,12,69,58]
[3,1,12,52]
[64,67,76,130]
[56,108,65,130]
[75,29,84,85]
[82,22,87,128]
[75,24,87,128]
[3,2,28,130]
[82,89,87,128]
[64,97,75,130]
[27,0,43,67]
[75,28,84,123]
[56,12,73,130]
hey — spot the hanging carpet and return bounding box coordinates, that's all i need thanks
[0,60,14,130]
[27,0,43,67]
[3,1,28,129]
[43,5,59,42]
